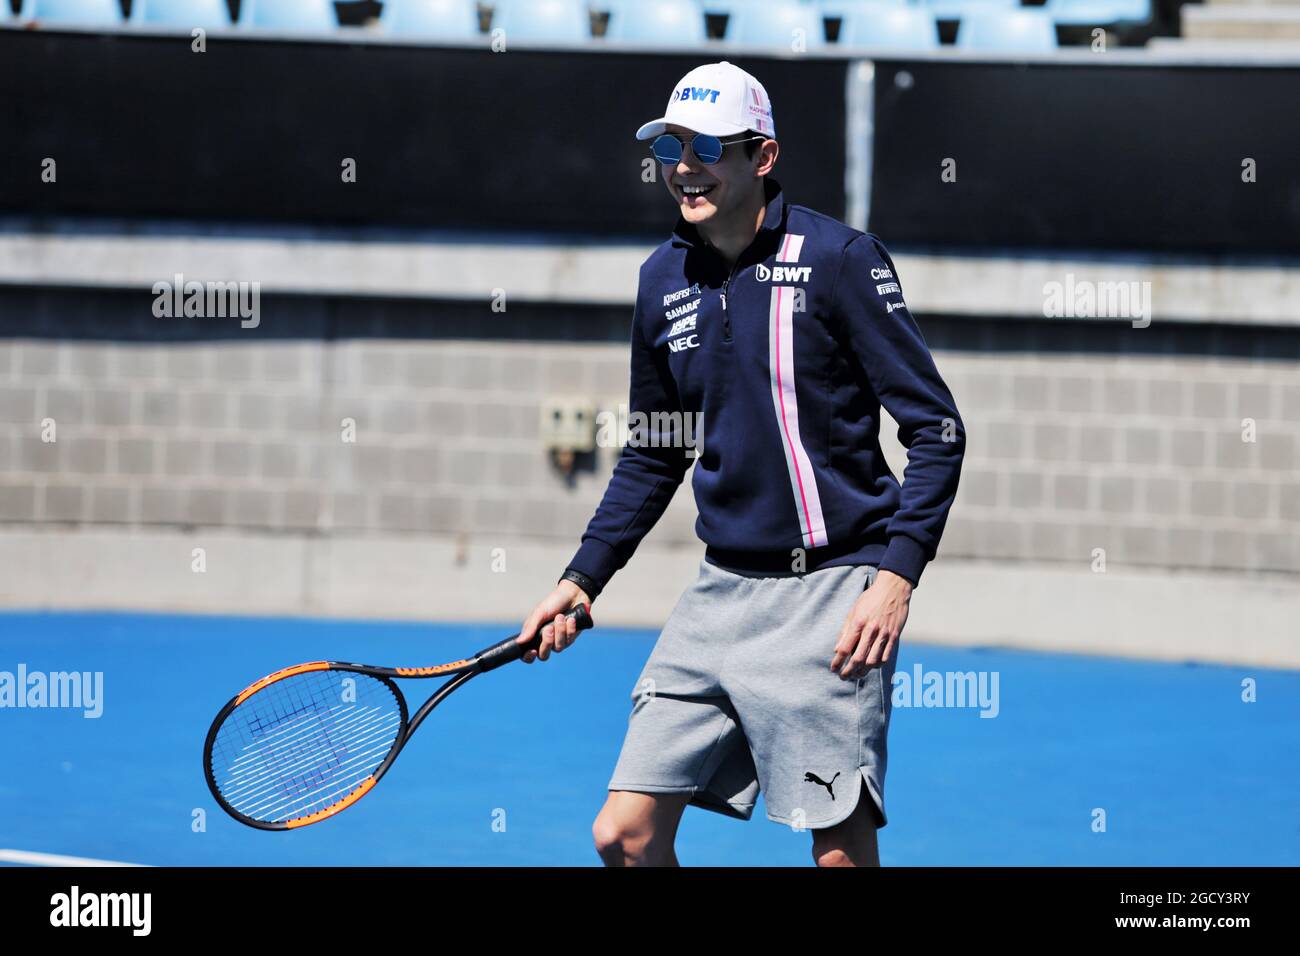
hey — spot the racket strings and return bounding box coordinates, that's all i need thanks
[209,671,403,825]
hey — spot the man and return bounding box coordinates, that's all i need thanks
[516,61,965,866]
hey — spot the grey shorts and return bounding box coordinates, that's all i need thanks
[608,558,897,830]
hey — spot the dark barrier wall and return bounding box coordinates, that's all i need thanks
[0,30,846,237]
[3,28,1299,253]
[869,59,1300,254]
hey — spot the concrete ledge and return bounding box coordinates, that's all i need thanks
[1203,0,1300,7]
[1147,36,1300,54]
[0,227,643,307]
[1183,5,1300,40]
[2,224,1299,325]
[0,527,1295,669]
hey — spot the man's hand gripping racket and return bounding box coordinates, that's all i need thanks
[203,603,593,830]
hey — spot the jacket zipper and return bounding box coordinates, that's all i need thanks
[720,258,741,342]
[701,236,749,344]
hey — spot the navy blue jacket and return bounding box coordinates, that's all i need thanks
[566,176,965,593]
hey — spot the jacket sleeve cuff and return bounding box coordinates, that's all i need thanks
[877,535,927,588]
[563,539,620,596]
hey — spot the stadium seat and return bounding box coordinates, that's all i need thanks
[698,0,763,12]
[726,1,826,47]
[1047,0,1152,25]
[921,0,1016,23]
[380,0,480,38]
[1109,0,1153,19]
[243,0,337,32]
[605,0,706,44]
[491,0,591,42]
[21,0,125,25]
[838,5,939,50]
[815,0,906,17]
[956,8,1058,50]
[131,0,234,28]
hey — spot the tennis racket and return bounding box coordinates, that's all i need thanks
[203,604,593,830]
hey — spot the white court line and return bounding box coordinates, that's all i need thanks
[0,849,150,868]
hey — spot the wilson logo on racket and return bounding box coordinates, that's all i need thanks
[395,661,472,677]
[203,605,594,830]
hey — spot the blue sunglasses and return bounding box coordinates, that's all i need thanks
[651,132,766,166]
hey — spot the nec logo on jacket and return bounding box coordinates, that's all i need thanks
[755,263,812,283]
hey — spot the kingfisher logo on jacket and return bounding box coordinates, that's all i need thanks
[565,177,965,595]
[663,283,701,306]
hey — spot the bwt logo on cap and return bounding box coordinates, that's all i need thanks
[675,87,722,104]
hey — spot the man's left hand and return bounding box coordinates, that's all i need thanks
[830,569,912,680]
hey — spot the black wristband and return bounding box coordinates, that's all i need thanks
[559,568,601,601]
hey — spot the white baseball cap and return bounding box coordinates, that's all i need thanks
[635,61,776,141]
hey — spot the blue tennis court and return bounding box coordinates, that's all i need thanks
[0,610,1295,867]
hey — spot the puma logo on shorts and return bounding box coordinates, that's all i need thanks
[804,771,841,800]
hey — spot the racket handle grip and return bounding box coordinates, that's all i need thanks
[474,603,594,673]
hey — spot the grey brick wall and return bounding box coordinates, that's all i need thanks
[936,353,1300,575]
[1,336,1298,577]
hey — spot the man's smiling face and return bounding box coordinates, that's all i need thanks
[660,123,762,228]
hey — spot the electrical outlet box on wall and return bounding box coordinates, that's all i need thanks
[539,396,597,453]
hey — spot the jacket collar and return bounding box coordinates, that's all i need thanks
[670,176,786,254]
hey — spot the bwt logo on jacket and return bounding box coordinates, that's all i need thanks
[755,263,812,283]
[676,86,721,103]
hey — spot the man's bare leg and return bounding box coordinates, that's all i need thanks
[593,791,691,866]
[810,779,881,867]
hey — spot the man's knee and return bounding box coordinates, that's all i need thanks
[591,814,631,860]
[593,791,687,865]
[812,845,857,868]
[592,808,656,864]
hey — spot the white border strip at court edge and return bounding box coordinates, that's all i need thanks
[0,848,150,867]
